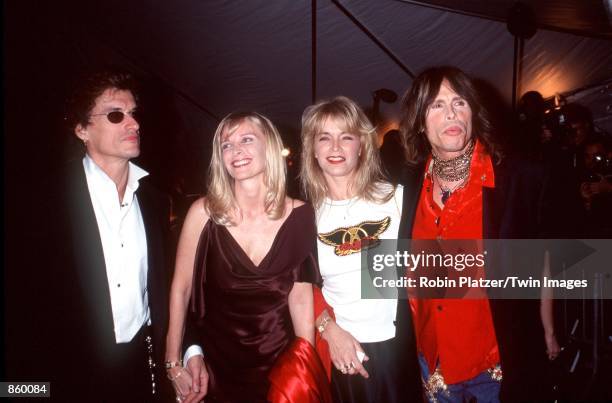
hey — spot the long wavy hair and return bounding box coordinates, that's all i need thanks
[205,111,286,225]
[300,96,392,208]
[399,66,503,164]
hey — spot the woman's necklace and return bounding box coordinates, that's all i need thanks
[321,197,355,221]
[340,198,355,220]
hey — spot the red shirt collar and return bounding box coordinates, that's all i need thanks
[425,139,495,189]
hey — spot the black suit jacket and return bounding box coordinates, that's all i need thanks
[397,156,556,401]
[9,158,171,400]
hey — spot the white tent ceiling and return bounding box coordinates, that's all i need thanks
[56,0,612,125]
[45,1,610,131]
[5,0,612,187]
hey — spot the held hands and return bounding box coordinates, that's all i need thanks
[185,355,208,402]
[322,321,370,378]
[167,364,191,401]
[168,356,208,403]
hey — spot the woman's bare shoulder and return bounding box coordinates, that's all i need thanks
[184,197,210,228]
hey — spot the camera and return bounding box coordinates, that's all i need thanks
[584,154,612,183]
[542,110,574,145]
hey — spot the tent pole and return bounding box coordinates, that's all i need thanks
[518,37,524,105]
[312,0,317,103]
[508,2,535,110]
[512,35,519,110]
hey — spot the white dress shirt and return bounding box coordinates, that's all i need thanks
[83,155,150,343]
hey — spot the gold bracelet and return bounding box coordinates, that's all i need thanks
[317,316,332,335]
[167,368,183,382]
[165,360,183,369]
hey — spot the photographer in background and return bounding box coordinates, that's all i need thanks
[578,138,612,236]
[551,102,612,236]
[515,91,548,160]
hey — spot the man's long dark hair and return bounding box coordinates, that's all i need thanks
[399,66,503,164]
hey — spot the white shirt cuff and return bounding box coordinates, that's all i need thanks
[184,345,204,365]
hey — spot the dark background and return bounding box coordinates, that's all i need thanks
[4,0,612,396]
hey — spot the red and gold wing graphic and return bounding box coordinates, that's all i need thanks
[359,217,390,238]
[318,216,391,256]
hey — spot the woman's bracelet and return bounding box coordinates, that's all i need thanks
[317,316,332,335]
[165,360,183,370]
[167,368,183,382]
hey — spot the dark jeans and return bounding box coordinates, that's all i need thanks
[331,337,403,403]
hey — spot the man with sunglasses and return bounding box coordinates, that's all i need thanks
[24,70,171,400]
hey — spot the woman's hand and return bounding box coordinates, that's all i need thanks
[322,321,369,378]
[167,365,193,401]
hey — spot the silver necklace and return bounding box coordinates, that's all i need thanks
[323,197,355,221]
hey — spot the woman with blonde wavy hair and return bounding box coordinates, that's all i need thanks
[300,96,408,402]
[165,111,323,402]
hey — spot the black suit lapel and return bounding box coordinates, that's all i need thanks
[483,161,508,240]
[398,163,426,239]
[394,162,426,398]
[65,161,116,349]
[136,182,158,286]
[135,180,169,359]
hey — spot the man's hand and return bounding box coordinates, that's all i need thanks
[182,355,208,403]
[581,178,612,198]
[545,331,561,361]
[591,178,612,194]
[322,321,369,378]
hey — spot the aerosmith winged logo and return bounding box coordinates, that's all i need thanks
[318,217,390,256]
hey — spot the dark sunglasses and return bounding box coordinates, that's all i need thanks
[90,110,137,124]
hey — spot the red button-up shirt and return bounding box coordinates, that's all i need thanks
[409,140,500,384]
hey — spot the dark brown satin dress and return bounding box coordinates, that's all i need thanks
[190,204,319,402]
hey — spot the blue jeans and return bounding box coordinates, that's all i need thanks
[418,354,500,403]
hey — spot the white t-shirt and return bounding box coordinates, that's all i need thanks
[317,183,403,343]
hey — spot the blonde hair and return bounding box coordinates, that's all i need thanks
[299,96,392,208]
[205,111,287,225]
